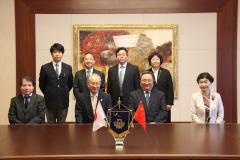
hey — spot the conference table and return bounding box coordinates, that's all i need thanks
[0,123,240,159]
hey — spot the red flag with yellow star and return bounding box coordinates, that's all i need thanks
[134,101,146,133]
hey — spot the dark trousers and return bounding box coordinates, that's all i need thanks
[166,110,171,123]
[46,108,68,124]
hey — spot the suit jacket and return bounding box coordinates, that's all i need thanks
[39,62,73,109]
[147,67,174,105]
[128,87,168,123]
[107,63,140,107]
[191,92,224,124]
[8,93,46,124]
[73,68,105,100]
[75,90,112,124]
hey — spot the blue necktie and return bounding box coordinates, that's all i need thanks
[145,91,150,106]
[24,96,30,109]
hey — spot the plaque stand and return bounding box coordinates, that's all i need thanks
[114,136,125,150]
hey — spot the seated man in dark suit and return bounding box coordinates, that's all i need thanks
[73,53,105,100]
[128,71,168,123]
[8,76,46,124]
[75,74,112,124]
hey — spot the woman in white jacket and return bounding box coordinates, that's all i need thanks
[191,72,224,124]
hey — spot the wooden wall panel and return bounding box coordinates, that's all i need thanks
[15,0,237,122]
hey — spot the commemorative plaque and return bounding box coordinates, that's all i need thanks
[107,98,133,149]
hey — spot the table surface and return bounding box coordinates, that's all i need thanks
[0,123,240,159]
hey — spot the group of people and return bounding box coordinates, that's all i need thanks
[8,43,224,125]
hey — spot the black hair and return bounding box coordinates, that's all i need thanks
[84,53,95,60]
[115,47,128,57]
[20,76,35,86]
[196,72,214,83]
[50,43,64,54]
[147,51,163,66]
[141,71,156,85]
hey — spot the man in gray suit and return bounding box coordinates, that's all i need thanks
[8,76,45,124]
[128,71,168,123]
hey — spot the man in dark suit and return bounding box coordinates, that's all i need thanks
[39,43,73,124]
[128,71,168,123]
[147,51,174,122]
[73,53,105,100]
[75,74,112,123]
[8,76,45,124]
[107,47,140,107]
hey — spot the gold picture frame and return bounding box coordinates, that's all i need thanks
[73,24,178,97]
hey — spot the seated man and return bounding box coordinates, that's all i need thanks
[75,74,112,123]
[128,71,168,123]
[8,76,46,124]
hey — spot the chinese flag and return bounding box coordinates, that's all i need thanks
[134,101,147,134]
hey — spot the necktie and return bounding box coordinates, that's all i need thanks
[24,96,29,109]
[86,70,91,79]
[92,95,97,115]
[55,63,60,77]
[145,91,150,106]
[119,65,124,95]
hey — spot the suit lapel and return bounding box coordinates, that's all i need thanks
[114,65,120,85]
[157,68,162,83]
[148,89,156,112]
[122,63,129,84]
[59,63,66,79]
[97,91,102,105]
[49,62,58,78]
[85,93,94,118]
[93,69,97,74]
[81,69,87,82]
[17,95,26,113]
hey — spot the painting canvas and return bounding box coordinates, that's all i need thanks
[73,24,178,96]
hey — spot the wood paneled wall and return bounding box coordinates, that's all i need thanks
[15,0,237,122]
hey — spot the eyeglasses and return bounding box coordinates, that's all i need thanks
[141,79,153,83]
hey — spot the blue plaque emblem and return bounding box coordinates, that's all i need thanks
[107,99,133,139]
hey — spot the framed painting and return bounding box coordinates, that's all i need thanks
[73,24,178,96]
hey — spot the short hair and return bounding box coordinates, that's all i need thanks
[196,72,214,83]
[115,47,128,57]
[84,53,95,60]
[50,43,64,54]
[87,73,102,84]
[20,76,35,86]
[140,71,156,85]
[147,51,163,66]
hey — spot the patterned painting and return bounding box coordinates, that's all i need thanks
[73,24,178,96]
